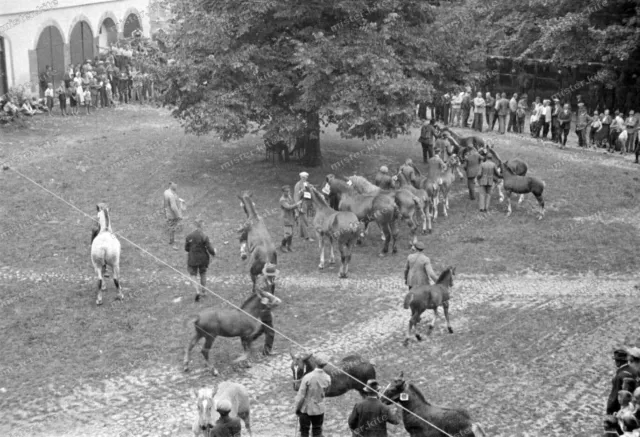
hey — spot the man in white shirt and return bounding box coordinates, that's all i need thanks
[163,181,183,249]
[293,172,315,242]
[472,92,485,132]
[294,353,332,437]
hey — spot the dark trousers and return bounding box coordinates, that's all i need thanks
[467,177,476,200]
[498,115,506,134]
[299,413,324,437]
[461,109,470,128]
[261,310,274,353]
[491,112,499,130]
[517,116,525,134]
[443,104,450,125]
[561,124,571,146]
[119,82,129,103]
[473,113,483,131]
[541,121,549,138]
[421,141,434,162]
[576,128,586,147]
[507,111,516,132]
[610,130,621,151]
[551,119,559,142]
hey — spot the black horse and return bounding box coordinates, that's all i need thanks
[290,351,376,397]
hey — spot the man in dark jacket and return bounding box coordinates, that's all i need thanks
[279,185,301,252]
[419,119,438,162]
[463,148,482,201]
[185,218,216,302]
[348,379,399,437]
[253,263,278,356]
[604,348,640,435]
[485,92,496,132]
[206,399,242,437]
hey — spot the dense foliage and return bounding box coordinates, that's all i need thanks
[147,0,488,165]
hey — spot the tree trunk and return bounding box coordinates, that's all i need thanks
[298,111,322,167]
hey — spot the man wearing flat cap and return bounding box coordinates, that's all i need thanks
[375,166,394,190]
[477,150,500,213]
[294,172,315,242]
[253,263,278,356]
[399,158,419,189]
[294,352,332,437]
[206,399,242,437]
[604,348,640,435]
[185,217,216,302]
[404,241,438,289]
[280,185,302,252]
[348,379,399,436]
[419,119,438,162]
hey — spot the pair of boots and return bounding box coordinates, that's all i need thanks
[280,236,293,252]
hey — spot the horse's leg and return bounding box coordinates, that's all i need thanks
[424,203,432,234]
[391,219,399,255]
[318,235,325,269]
[328,236,336,265]
[506,192,513,217]
[433,196,439,221]
[404,311,416,346]
[498,181,505,203]
[427,308,439,335]
[518,194,525,204]
[338,243,347,278]
[442,190,449,217]
[443,301,454,334]
[201,335,219,376]
[379,221,390,256]
[93,261,105,306]
[238,411,252,437]
[536,194,545,220]
[183,331,203,372]
[234,337,252,367]
[112,261,123,301]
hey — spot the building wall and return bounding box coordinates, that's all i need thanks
[0,0,151,97]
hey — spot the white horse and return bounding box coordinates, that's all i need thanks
[192,382,252,436]
[90,203,122,305]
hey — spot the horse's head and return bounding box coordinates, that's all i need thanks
[195,387,215,430]
[290,349,313,391]
[436,266,456,286]
[96,205,111,233]
[237,222,250,260]
[381,371,407,405]
[257,290,281,310]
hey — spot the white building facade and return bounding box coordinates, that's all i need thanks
[0,0,153,97]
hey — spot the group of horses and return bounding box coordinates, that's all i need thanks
[84,125,549,436]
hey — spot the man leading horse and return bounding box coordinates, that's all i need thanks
[404,241,438,290]
[253,262,278,356]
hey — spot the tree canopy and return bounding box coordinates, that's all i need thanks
[148,0,488,165]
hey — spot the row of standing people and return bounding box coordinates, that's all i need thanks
[605,347,640,436]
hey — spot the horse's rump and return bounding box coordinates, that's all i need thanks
[410,284,450,309]
[213,381,250,418]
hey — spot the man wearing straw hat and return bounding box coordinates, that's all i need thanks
[185,217,216,302]
[294,172,315,242]
[164,181,184,250]
[294,352,332,437]
[348,379,399,436]
[254,262,278,356]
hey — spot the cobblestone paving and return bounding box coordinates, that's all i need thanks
[3,272,639,437]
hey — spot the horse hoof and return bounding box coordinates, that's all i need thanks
[339,273,347,279]
[212,369,219,376]
[115,295,123,301]
[96,299,103,306]
[415,334,423,341]
[329,260,336,265]
[318,265,324,270]
[448,327,454,334]
[392,248,397,254]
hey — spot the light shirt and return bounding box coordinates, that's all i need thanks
[294,368,331,416]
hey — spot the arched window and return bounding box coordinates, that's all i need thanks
[123,13,142,38]
[99,18,118,53]
[36,26,65,95]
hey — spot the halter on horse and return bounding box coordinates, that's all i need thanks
[90,203,122,305]
[237,191,277,291]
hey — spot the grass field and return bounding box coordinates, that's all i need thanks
[1,106,640,436]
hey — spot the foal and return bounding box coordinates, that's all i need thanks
[90,204,122,305]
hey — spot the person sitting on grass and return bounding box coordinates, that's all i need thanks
[3,97,20,116]
[20,99,36,116]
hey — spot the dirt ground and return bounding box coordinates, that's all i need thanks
[1,106,639,436]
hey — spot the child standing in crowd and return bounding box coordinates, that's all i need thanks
[68,84,77,116]
[57,82,67,116]
[84,86,92,115]
[105,79,113,107]
[75,75,84,110]
[90,76,99,109]
[44,83,54,117]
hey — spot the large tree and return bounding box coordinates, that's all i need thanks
[149,0,487,166]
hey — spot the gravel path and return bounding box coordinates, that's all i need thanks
[3,272,638,437]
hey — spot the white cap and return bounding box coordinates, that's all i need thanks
[299,172,309,178]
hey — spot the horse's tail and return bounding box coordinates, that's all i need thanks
[471,422,487,437]
[403,292,414,309]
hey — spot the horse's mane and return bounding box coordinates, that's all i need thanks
[310,187,331,208]
[327,175,355,194]
[436,267,452,283]
[240,292,259,309]
[407,382,431,405]
[348,175,379,194]
[99,208,111,232]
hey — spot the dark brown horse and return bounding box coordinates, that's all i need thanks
[394,171,431,234]
[290,351,376,397]
[237,191,277,291]
[403,266,456,345]
[488,148,545,219]
[308,185,361,278]
[183,289,282,376]
[323,174,400,253]
[440,127,485,151]
[382,372,487,437]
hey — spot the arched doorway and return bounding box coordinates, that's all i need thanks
[70,21,94,66]
[36,26,65,96]
[0,37,7,97]
[123,13,141,38]
[98,18,118,54]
